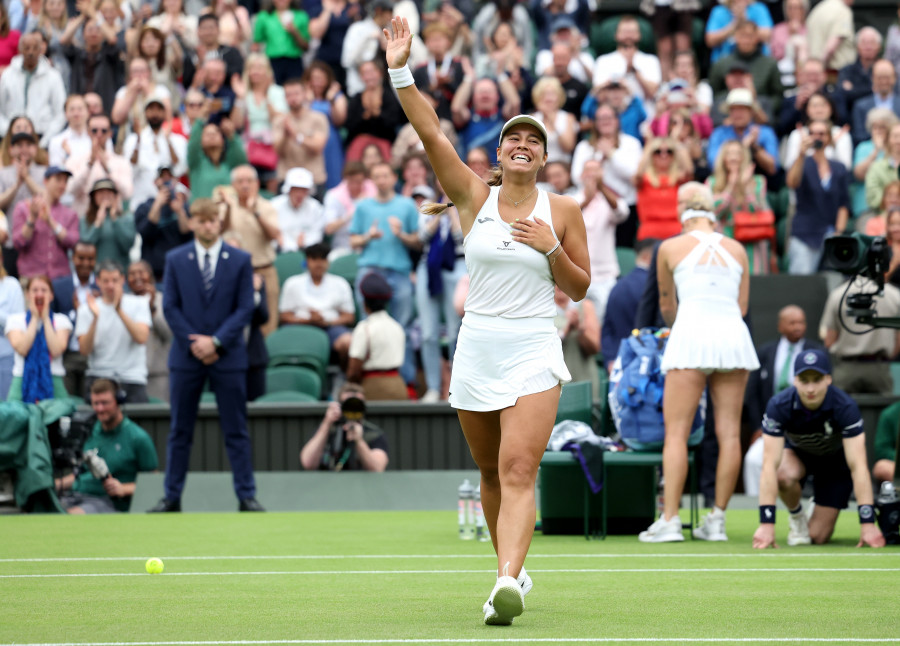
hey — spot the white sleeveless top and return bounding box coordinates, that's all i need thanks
[463,187,558,319]
[660,231,760,372]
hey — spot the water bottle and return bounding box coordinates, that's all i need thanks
[878,481,898,505]
[458,479,474,540]
[474,485,489,542]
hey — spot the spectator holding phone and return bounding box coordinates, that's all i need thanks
[133,168,192,282]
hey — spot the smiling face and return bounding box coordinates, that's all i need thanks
[806,94,832,122]
[497,123,547,175]
[594,105,618,137]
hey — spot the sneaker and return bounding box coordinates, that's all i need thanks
[787,512,812,546]
[483,575,524,626]
[517,567,532,596]
[420,389,441,403]
[638,515,684,543]
[692,511,728,541]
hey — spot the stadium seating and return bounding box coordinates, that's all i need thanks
[328,252,358,285]
[275,251,306,288]
[555,380,593,425]
[265,366,323,399]
[256,390,319,403]
[265,325,331,381]
[616,247,636,277]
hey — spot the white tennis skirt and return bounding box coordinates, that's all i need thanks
[449,313,572,412]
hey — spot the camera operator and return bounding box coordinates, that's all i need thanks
[55,379,158,513]
[299,384,389,472]
[820,274,900,395]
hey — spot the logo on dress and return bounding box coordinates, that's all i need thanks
[803,352,817,365]
[503,241,510,247]
[477,217,494,223]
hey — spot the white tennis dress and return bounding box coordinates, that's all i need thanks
[448,187,571,411]
[660,231,760,373]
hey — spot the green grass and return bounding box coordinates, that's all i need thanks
[2,510,899,645]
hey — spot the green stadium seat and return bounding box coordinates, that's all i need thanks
[328,252,358,285]
[556,380,593,425]
[265,366,322,398]
[266,325,331,379]
[275,251,306,288]
[616,247,636,277]
[891,363,900,396]
[147,396,164,404]
[256,390,319,403]
[200,392,217,404]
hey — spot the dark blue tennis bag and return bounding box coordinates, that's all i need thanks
[608,329,704,450]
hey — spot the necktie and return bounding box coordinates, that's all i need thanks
[777,343,796,393]
[202,252,213,292]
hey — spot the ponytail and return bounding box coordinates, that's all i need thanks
[419,163,507,214]
[419,201,454,216]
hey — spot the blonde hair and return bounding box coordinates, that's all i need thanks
[643,138,686,188]
[419,164,507,216]
[677,181,714,213]
[244,52,275,92]
[711,140,751,203]
[531,77,565,110]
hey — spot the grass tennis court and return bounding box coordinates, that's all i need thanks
[2,509,898,645]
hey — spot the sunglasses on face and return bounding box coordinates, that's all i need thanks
[653,148,673,156]
[91,127,109,134]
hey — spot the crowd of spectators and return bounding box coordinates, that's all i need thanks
[0,0,896,469]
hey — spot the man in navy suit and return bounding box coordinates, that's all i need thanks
[148,198,264,512]
[51,241,97,398]
[743,305,823,494]
[851,59,900,147]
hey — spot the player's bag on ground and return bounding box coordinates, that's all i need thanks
[608,328,705,450]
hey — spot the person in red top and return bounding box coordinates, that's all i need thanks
[0,4,20,75]
[633,136,693,241]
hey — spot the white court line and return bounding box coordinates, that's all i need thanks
[3,638,899,645]
[3,567,899,579]
[2,552,898,563]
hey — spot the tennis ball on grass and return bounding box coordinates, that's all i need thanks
[145,558,164,574]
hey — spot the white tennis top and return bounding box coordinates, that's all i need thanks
[463,186,558,319]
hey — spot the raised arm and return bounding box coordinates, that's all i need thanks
[384,17,488,229]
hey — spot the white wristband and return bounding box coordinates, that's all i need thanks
[545,241,561,257]
[388,65,415,89]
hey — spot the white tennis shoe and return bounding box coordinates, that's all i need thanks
[787,512,812,546]
[693,510,728,541]
[638,515,685,542]
[517,567,532,596]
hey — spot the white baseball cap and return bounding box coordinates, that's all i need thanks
[725,88,755,109]
[499,115,548,149]
[282,167,314,192]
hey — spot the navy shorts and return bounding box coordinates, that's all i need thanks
[789,446,854,509]
[325,325,351,345]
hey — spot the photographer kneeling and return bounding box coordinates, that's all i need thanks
[299,384,389,472]
[56,379,158,513]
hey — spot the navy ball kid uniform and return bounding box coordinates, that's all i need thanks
[762,385,864,509]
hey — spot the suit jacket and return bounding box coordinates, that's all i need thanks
[163,241,254,372]
[852,94,900,147]
[51,275,97,344]
[744,337,824,430]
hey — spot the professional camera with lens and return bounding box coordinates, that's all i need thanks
[822,233,896,328]
[47,410,96,472]
[326,395,368,471]
[338,395,366,427]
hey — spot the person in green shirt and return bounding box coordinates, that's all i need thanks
[187,118,248,199]
[252,0,311,85]
[56,378,158,513]
[79,179,136,273]
[873,400,899,483]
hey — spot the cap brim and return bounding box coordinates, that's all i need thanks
[499,115,549,148]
